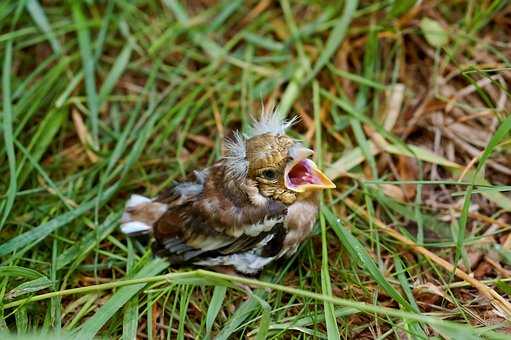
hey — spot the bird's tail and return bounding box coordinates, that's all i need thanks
[120,194,167,236]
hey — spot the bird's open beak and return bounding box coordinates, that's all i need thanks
[284,146,336,193]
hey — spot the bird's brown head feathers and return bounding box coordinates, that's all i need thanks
[223,110,335,205]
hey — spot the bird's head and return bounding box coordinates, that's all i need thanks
[223,110,335,205]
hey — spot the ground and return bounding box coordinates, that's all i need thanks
[1,0,511,339]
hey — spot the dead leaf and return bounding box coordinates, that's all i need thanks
[398,155,419,201]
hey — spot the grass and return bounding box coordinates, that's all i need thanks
[1,0,511,338]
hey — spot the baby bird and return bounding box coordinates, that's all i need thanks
[120,111,335,274]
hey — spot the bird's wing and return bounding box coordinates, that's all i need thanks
[152,182,288,264]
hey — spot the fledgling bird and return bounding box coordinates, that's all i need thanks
[120,111,335,274]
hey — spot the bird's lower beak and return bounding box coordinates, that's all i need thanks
[284,158,336,193]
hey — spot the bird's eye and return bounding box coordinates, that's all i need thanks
[262,169,277,180]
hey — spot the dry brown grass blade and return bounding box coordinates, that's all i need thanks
[383,83,405,131]
[72,108,99,163]
[343,198,511,319]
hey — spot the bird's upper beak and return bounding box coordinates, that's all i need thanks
[284,145,336,193]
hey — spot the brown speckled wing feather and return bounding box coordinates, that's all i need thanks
[152,165,288,264]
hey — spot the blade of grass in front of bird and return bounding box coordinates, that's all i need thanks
[475,115,511,175]
[15,306,27,333]
[177,285,194,340]
[146,292,153,340]
[450,168,511,212]
[250,292,271,340]
[1,39,16,230]
[72,2,99,149]
[75,257,168,340]
[215,292,262,340]
[122,288,140,340]
[205,285,227,337]
[50,237,61,330]
[325,137,460,181]
[25,0,61,54]
[122,239,139,340]
[214,270,290,340]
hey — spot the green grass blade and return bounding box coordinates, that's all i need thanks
[314,80,340,339]
[25,0,62,54]
[215,290,263,340]
[75,258,168,339]
[72,2,99,149]
[98,44,133,106]
[208,0,243,33]
[322,207,412,310]
[205,285,227,336]
[16,108,68,188]
[0,185,117,257]
[308,0,358,81]
[0,266,45,280]
[1,40,16,230]
[6,276,52,300]
[250,292,271,340]
[56,212,120,270]
[122,239,138,340]
[456,115,511,268]
[475,116,511,174]
[394,256,427,338]
[320,212,340,339]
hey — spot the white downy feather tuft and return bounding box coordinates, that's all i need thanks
[194,251,275,274]
[222,108,297,180]
[120,221,152,235]
[121,194,158,235]
[126,194,151,208]
[248,107,297,137]
[223,131,249,180]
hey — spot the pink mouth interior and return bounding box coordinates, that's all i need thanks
[287,159,321,187]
